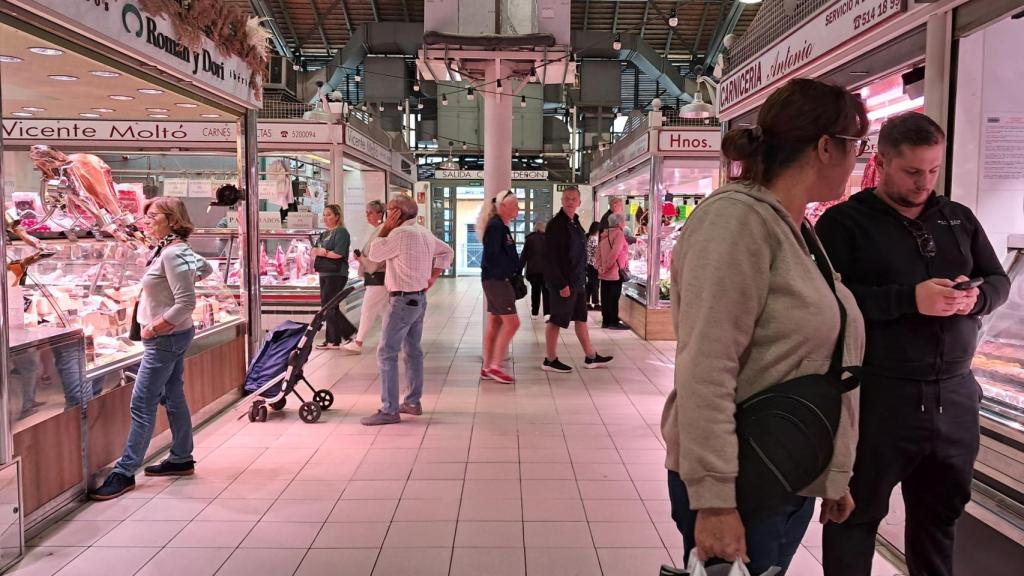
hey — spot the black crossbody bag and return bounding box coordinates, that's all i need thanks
[734,223,860,519]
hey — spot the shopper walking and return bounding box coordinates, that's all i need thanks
[342,200,388,354]
[662,78,868,573]
[542,186,613,373]
[479,190,522,384]
[361,195,453,426]
[585,222,602,310]
[520,221,549,318]
[90,197,212,500]
[817,112,1010,576]
[597,212,629,329]
[313,204,355,350]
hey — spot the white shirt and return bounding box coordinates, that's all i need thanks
[370,220,454,292]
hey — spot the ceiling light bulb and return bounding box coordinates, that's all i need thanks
[417,101,424,110]
[0,55,24,63]
[90,70,120,78]
[92,108,114,113]
[398,102,404,111]
[414,81,421,92]
[29,47,63,56]
[466,87,475,101]
[377,102,384,111]
[11,112,32,117]
[201,113,221,118]
[79,113,101,118]
[496,79,503,92]
[109,95,134,100]
[148,114,169,118]
[354,74,361,82]
[669,12,679,28]
[528,67,537,82]
[613,34,622,51]
[147,108,169,112]
[48,75,78,81]
[138,88,164,95]
[520,95,527,108]
[462,143,468,150]
[176,103,198,108]
[22,107,46,112]
[441,94,449,106]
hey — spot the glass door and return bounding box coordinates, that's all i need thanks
[430,185,456,277]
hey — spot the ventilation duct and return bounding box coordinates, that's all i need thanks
[571,30,697,100]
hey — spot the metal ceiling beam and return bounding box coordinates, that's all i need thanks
[338,0,354,35]
[703,0,747,74]
[639,0,651,38]
[249,0,293,60]
[692,2,709,56]
[270,0,301,51]
[664,0,682,55]
[612,1,621,33]
[583,0,591,31]
[307,0,333,55]
[369,0,381,23]
[400,0,410,22]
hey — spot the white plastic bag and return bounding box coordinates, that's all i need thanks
[685,555,781,576]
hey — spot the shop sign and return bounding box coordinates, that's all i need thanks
[9,0,259,107]
[162,178,189,197]
[259,211,282,229]
[188,180,214,198]
[719,0,907,114]
[592,134,650,182]
[1,119,345,145]
[286,211,315,229]
[258,124,342,145]
[345,128,392,165]
[434,170,549,180]
[657,130,722,153]
[392,155,415,180]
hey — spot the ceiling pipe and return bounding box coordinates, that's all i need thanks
[571,30,697,100]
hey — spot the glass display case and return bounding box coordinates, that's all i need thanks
[974,235,1024,428]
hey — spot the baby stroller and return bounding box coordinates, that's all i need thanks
[243,286,354,424]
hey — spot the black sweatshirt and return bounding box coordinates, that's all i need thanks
[545,209,587,291]
[815,189,1010,381]
[480,216,520,281]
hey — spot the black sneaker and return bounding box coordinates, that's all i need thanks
[584,353,614,369]
[89,472,135,501]
[144,459,195,477]
[605,322,631,331]
[542,358,573,373]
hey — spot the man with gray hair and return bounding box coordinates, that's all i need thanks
[342,200,387,354]
[361,195,454,425]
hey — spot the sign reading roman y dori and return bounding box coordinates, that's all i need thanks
[9,0,259,107]
[718,0,907,115]
[434,170,549,180]
[2,119,342,145]
[657,130,722,153]
[344,128,392,165]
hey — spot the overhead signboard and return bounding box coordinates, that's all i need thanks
[344,128,392,165]
[718,0,907,115]
[656,130,722,153]
[9,0,260,107]
[434,170,549,180]
[1,119,341,146]
[591,133,651,182]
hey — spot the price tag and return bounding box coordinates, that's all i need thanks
[287,211,314,229]
[163,178,189,197]
[259,211,282,229]
[258,180,283,200]
[189,180,214,198]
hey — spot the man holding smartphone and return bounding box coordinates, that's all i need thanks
[815,112,1010,576]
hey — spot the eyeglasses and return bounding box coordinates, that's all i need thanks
[142,212,172,220]
[830,134,871,157]
[903,219,936,258]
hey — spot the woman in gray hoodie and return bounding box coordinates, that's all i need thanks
[661,78,869,573]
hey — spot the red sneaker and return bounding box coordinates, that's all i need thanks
[480,368,493,380]
[487,367,515,384]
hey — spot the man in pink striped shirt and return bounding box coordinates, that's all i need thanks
[361,195,454,426]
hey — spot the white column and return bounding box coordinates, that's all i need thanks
[483,60,514,204]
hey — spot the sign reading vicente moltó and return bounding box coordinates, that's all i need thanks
[8,0,259,107]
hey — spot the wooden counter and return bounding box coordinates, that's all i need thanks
[619,295,676,341]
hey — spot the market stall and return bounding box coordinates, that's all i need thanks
[719,0,1024,569]
[589,120,721,340]
[0,0,266,557]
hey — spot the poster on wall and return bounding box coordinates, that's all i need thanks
[982,114,1024,192]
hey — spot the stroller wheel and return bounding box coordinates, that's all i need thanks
[270,398,287,411]
[314,389,334,410]
[247,404,260,423]
[299,401,322,424]
[257,405,269,422]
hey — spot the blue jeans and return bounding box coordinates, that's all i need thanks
[376,293,426,415]
[668,470,814,575]
[113,328,195,477]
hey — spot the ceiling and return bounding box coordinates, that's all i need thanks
[0,23,226,121]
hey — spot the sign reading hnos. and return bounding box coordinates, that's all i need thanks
[657,130,722,153]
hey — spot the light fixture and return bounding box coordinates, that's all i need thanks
[147,108,169,112]
[466,87,475,101]
[377,101,384,111]
[90,70,120,78]
[867,96,925,121]
[48,75,78,81]
[148,114,169,118]
[175,103,198,108]
[739,0,762,3]
[201,113,221,118]
[520,95,527,108]
[681,91,715,119]
[496,79,503,92]
[292,63,301,71]
[91,108,115,113]
[398,102,404,111]
[615,109,623,119]
[22,107,45,112]
[0,55,23,63]
[849,70,870,76]
[11,112,32,117]
[354,74,361,82]
[417,101,424,110]
[360,103,367,111]
[864,88,904,107]
[138,88,164,94]
[528,67,537,82]
[109,95,134,100]
[669,11,679,28]
[29,47,63,56]
[413,79,421,92]
[462,143,468,150]
[613,34,622,51]
[79,113,101,118]
[441,94,449,106]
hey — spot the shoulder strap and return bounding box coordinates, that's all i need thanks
[800,223,847,377]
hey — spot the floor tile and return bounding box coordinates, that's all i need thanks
[525,548,601,576]
[261,499,332,523]
[458,498,523,521]
[394,499,460,521]
[371,547,451,576]
[596,547,673,576]
[135,547,233,576]
[450,547,525,576]
[465,462,519,480]
[584,499,653,522]
[194,499,274,522]
[410,462,467,480]
[6,547,85,576]
[573,462,631,481]
[214,548,306,576]
[519,462,575,480]
[166,521,255,548]
[522,479,580,500]
[454,521,524,547]
[92,521,187,547]
[382,521,457,548]
[522,499,587,522]
[462,479,521,500]
[278,480,347,500]
[239,522,322,549]
[590,522,664,548]
[155,480,230,499]
[28,521,119,547]
[328,499,398,523]
[294,549,378,576]
[129,498,212,521]
[402,479,464,500]
[64,499,147,522]
[54,547,159,576]
[217,479,290,500]
[341,480,406,500]
[523,522,593,548]
[311,522,389,548]
[578,480,640,500]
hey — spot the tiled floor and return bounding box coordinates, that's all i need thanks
[12,279,905,576]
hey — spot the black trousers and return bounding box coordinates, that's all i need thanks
[526,273,549,316]
[319,274,356,345]
[822,373,981,576]
[600,279,622,326]
[586,265,601,306]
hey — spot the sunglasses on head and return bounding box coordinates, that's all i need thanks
[903,219,937,258]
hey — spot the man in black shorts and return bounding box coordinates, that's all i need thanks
[543,187,613,373]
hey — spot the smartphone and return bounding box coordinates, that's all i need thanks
[953,277,984,290]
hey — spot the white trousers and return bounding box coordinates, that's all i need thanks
[355,284,389,343]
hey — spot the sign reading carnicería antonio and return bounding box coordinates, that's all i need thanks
[8,0,259,107]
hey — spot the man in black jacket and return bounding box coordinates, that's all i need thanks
[542,187,613,373]
[816,112,1010,576]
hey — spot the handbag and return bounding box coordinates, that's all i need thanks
[605,233,630,283]
[510,274,528,300]
[618,266,630,283]
[129,301,142,342]
[734,223,859,520]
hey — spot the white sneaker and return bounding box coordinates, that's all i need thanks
[341,341,363,355]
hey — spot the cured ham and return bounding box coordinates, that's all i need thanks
[274,245,287,278]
